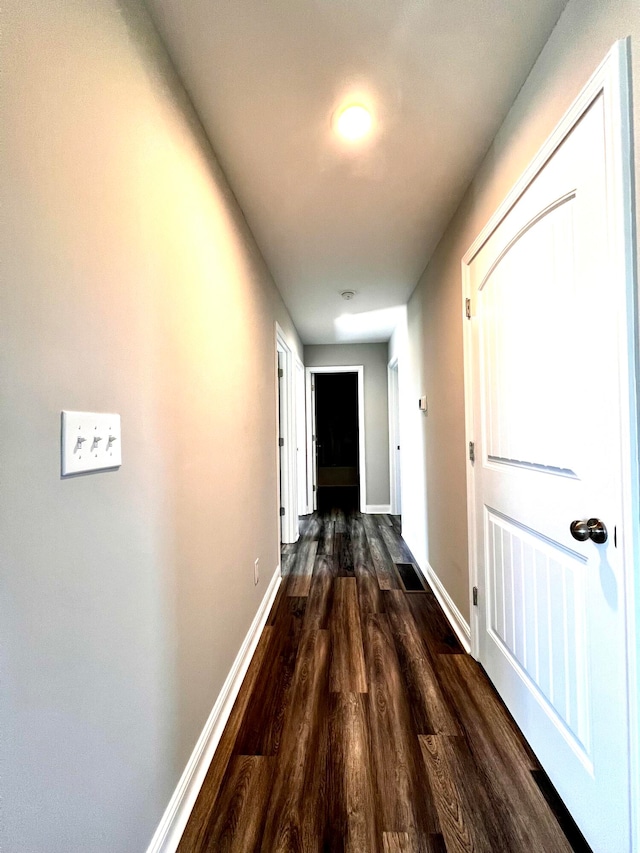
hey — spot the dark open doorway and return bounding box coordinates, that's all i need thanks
[315,372,359,512]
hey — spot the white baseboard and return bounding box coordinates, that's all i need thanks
[417,560,471,653]
[146,565,282,853]
[364,504,392,514]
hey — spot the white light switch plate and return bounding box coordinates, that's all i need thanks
[61,411,122,475]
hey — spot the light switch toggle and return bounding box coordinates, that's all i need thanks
[107,435,117,447]
[92,436,103,450]
[76,436,87,449]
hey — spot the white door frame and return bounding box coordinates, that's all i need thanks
[461,40,639,850]
[305,365,366,513]
[276,324,299,545]
[388,358,401,515]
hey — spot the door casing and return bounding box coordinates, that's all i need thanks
[276,324,299,545]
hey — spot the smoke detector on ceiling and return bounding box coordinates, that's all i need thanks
[341,290,356,301]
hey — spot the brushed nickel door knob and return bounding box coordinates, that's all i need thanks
[570,518,608,544]
[587,518,608,544]
[570,520,590,541]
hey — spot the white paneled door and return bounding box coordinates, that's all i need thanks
[465,48,635,853]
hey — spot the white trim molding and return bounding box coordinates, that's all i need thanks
[364,504,392,515]
[146,566,282,853]
[418,560,471,654]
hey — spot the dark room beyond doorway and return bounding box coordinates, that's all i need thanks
[315,372,359,512]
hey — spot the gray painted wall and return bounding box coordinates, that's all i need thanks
[402,0,640,630]
[1,1,301,850]
[305,344,391,508]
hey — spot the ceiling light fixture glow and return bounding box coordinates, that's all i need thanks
[335,104,372,141]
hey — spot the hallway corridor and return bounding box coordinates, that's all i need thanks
[177,512,587,853]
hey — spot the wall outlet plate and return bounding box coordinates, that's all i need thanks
[61,411,122,476]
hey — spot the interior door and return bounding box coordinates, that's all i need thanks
[389,362,401,515]
[296,361,307,516]
[309,374,317,511]
[277,350,286,540]
[469,93,631,852]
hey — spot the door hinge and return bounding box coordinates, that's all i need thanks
[280,506,285,516]
[278,367,283,378]
[312,484,316,492]
[473,586,478,606]
[465,298,472,319]
[278,437,284,447]
[469,441,475,463]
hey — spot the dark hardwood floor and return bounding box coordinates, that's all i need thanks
[178,510,588,853]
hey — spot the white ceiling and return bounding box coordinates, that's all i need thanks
[146,0,568,344]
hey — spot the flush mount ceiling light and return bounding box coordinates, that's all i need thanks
[341,290,356,300]
[334,104,372,141]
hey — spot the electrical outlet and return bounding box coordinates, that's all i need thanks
[254,558,260,586]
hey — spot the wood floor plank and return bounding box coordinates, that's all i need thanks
[319,519,335,555]
[424,733,517,853]
[259,628,331,852]
[356,572,385,619]
[407,592,464,655]
[419,735,492,853]
[196,755,272,852]
[267,587,306,627]
[281,552,295,576]
[382,831,444,852]
[288,539,318,596]
[435,653,537,772]
[351,517,385,617]
[379,526,405,563]
[380,523,414,565]
[333,508,347,534]
[177,629,271,851]
[365,614,439,843]
[362,515,400,590]
[330,577,368,693]
[303,554,335,632]
[234,603,304,755]
[384,590,459,736]
[349,516,367,561]
[334,529,355,576]
[301,514,322,541]
[383,831,411,852]
[328,692,380,853]
[433,653,573,852]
